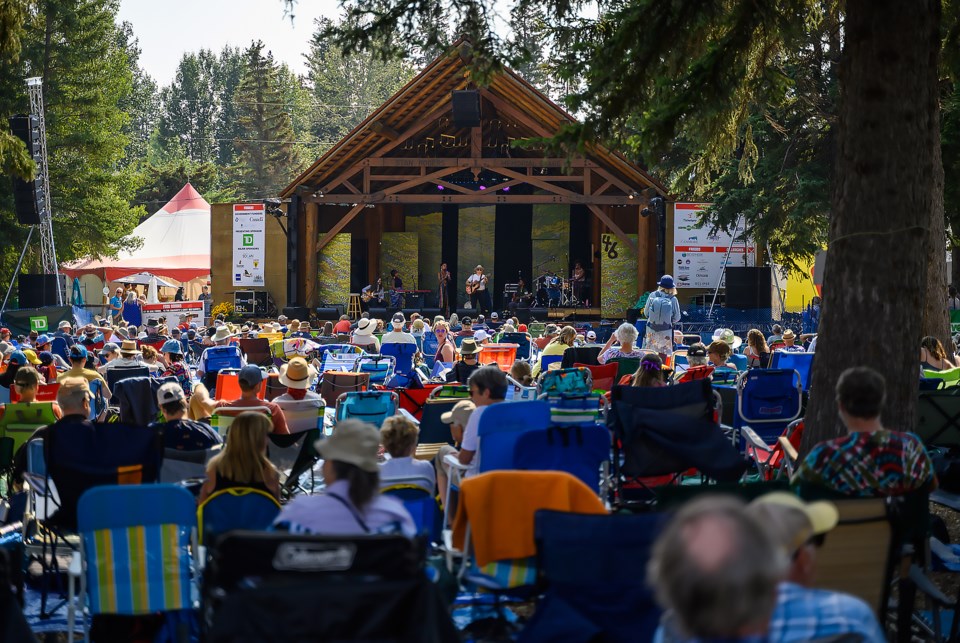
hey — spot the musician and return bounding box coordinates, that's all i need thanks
[466,264,492,314]
[571,261,586,304]
[390,269,403,309]
[361,278,384,311]
[438,262,452,316]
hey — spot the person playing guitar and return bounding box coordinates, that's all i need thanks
[361,278,384,308]
[466,264,492,314]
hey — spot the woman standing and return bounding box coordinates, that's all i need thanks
[642,275,681,357]
[121,291,143,328]
[438,262,452,317]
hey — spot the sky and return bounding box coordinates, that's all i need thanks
[117,0,343,86]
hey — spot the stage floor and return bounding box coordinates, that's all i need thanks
[546,307,603,319]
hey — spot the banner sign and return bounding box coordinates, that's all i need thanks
[0,306,72,338]
[233,203,266,287]
[673,203,755,289]
[142,301,204,327]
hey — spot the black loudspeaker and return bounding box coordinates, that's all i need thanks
[451,90,481,128]
[314,307,341,321]
[401,308,420,319]
[368,307,390,321]
[421,308,441,320]
[283,305,310,320]
[626,308,641,324]
[18,273,65,309]
[9,115,43,225]
[529,307,549,322]
[512,307,531,324]
[456,308,474,319]
[286,195,300,307]
[724,267,773,309]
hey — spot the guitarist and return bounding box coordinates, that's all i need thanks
[466,264,492,314]
[361,278,384,311]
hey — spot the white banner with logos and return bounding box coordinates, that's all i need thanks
[673,202,755,289]
[233,203,266,287]
[141,301,204,327]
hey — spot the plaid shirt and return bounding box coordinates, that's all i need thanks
[793,430,937,497]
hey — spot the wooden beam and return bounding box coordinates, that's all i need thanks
[587,204,637,255]
[370,120,400,140]
[435,179,477,195]
[362,157,599,168]
[342,180,361,195]
[372,102,452,159]
[308,193,639,205]
[317,203,366,251]
[494,166,580,198]
[591,165,639,197]
[303,202,319,308]
[481,90,554,139]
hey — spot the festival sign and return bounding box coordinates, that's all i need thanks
[673,203,755,289]
[233,203,266,287]
[141,300,204,327]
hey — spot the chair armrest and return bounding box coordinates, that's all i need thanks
[443,453,470,471]
[778,436,799,463]
[68,551,82,578]
[909,564,954,606]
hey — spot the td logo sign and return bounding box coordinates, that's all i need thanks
[30,316,48,332]
[243,234,254,247]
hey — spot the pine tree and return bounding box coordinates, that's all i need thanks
[156,49,221,164]
[233,40,298,199]
[213,45,245,168]
[116,21,159,168]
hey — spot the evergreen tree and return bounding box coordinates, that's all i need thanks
[213,45,245,168]
[156,49,221,164]
[0,0,32,180]
[116,21,159,168]
[233,40,298,199]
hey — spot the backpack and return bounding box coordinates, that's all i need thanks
[646,293,673,328]
[538,367,593,396]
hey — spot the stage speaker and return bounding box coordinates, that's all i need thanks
[18,273,65,309]
[314,307,341,321]
[421,307,441,320]
[724,267,773,309]
[283,305,310,321]
[626,308,642,324]
[401,308,420,319]
[511,307,531,324]
[529,307,549,322]
[10,115,43,225]
[451,90,481,128]
[368,307,390,321]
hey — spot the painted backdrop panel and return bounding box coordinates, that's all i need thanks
[457,205,497,308]
[381,232,420,292]
[318,233,351,307]
[532,203,570,282]
[405,211,443,292]
[600,233,638,318]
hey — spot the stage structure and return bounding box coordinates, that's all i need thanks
[280,40,669,319]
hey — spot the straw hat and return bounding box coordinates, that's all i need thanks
[279,357,318,389]
[212,326,234,342]
[782,329,797,341]
[119,339,141,356]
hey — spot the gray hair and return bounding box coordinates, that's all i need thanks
[615,322,638,346]
[744,503,812,556]
[648,496,786,639]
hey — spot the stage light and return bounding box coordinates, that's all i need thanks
[437,184,444,191]
[628,191,639,200]
[502,186,510,192]
[479,185,486,190]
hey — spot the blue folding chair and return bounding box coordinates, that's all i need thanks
[68,484,197,642]
[420,331,439,368]
[88,379,106,420]
[730,353,748,372]
[430,361,452,379]
[380,342,418,375]
[769,351,814,391]
[711,367,740,385]
[335,390,399,427]
[381,484,442,544]
[200,345,245,390]
[320,352,361,373]
[538,354,564,373]
[735,369,803,446]
[197,487,281,545]
[50,336,70,362]
[357,354,396,385]
[513,424,611,495]
[499,332,532,361]
[520,510,666,643]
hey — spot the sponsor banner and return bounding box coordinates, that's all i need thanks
[673,203,755,289]
[142,300,204,327]
[233,204,266,287]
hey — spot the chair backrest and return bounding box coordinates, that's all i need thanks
[0,402,59,453]
[320,352,360,373]
[237,338,271,366]
[114,376,177,427]
[608,357,641,382]
[771,351,814,391]
[916,388,960,448]
[453,334,465,348]
[574,363,618,392]
[197,487,281,545]
[528,322,546,338]
[160,444,222,483]
[730,353,748,372]
[357,354,396,385]
[476,400,552,473]
[539,367,593,397]
[212,406,272,438]
[530,510,666,643]
[335,390,398,427]
[50,336,69,361]
[318,372,369,407]
[202,345,244,374]
[480,343,519,370]
[428,384,470,400]
[711,367,740,385]
[417,398,458,445]
[215,369,267,401]
[88,378,106,420]
[379,342,417,373]
[514,424,610,493]
[735,369,803,441]
[256,332,283,345]
[380,484,442,543]
[538,354,564,373]
[106,365,150,392]
[498,333,531,360]
[272,397,325,434]
[429,360,452,379]
[10,382,60,404]
[78,484,196,615]
[561,346,602,369]
[271,337,320,361]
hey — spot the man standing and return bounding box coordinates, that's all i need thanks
[54,321,76,348]
[466,265,491,314]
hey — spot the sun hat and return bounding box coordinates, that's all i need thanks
[658,274,676,289]
[58,320,72,330]
[473,329,491,342]
[238,365,263,387]
[156,382,186,406]
[21,349,41,365]
[314,419,379,473]
[137,331,149,340]
[711,328,743,350]
[278,315,288,322]
[355,318,376,335]
[69,344,88,360]
[782,329,797,341]
[100,342,120,355]
[459,338,483,355]
[279,357,317,389]
[120,339,141,355]
[161,339,183,355]
[113,327,129,340]
[289,319,300,331]
[441,399,476,426]
[59,376,92,400]
[212,326,234,343]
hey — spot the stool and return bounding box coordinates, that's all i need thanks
[347,293,362,319]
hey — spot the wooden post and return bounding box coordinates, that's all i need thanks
[304,201,319,308]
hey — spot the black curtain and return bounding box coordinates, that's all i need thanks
[494,204,533,311]
[442,205,459,307]
[569,204,593,305]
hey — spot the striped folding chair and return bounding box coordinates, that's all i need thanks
[67,484,197,642]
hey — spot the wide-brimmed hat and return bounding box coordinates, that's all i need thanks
[441,399,476,426]
[100,342,120,355]
[161,339,183,355]
[658,274,676,289]
[782,329,797,341]
[58,320,72,330]
[120,339,141,355]
[314,419,379,473]
[712,328,743,350]
[212,326,234,343]
[355,318,376,335]
[113,327,129,341]
[279,357,317,389]
[459,338,483,355]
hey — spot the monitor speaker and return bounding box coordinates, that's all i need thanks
[401,308,420,319]
[724,267,773,309]
[456,308,474,319]
[529,307,549,322]
[18,273,65,309]
[283,306,310,320]
[511,307,531,324]
[451,90,481,128]
[421,308,441,320]
[314,307,341,321]
[368,307,389,321]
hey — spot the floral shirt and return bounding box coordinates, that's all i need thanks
[162,361,192,397]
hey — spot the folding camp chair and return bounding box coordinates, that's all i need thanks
[9,382,59,404]
[160,444,222,484]
[924,366,960,389]
[237,337,272,367]
[519,510,665,643]
[112,375,177,426]
[730,353,748,372]
[528,323,546,338]
[607,380,746,507]
[769,351,814,391]
[269,337,321,364]
[916,388,960,449]
[506,375,538,402]
[420,330,439,368]
[104,365,150,393]
[88,379,106,421]
[199,345,245,391]
[318,371,369,407]
[607,356,641,382]
[560,346,602,369]
[537,354,564,373]
[513,424,611,496]
[396,383,442,420]
[481,343,519,370]
[50,336,69,362]
[380,341,418,374]
[197,487,280,545]
[335,390,399,427]
[319,351,361,373]
[574,362,618,393]
[202,532,457,641]
[67,484,197,643]
[538,367,593,397]
[734,368,803,446]
[499,332,532,361]
[381,483,442,544]
[356,354,396,385]
[211,406,272,439]
[0,401,58,455]
[711,367,740,385]
[741,418,805,481]
[270,427,322,497]
[214,368,267,401]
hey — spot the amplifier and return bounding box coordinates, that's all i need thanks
[234,291,268,316]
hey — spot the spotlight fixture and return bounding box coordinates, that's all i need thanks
[437,184,444,191]
[312,189,324,198]
[628,191,639,200]
[502,186,510,192]
[478,185,486,191]
[263,198,285,218]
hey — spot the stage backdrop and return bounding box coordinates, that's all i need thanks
[458,205,496,307]
[318,233,351,307]
[531,202,570,281]
[600,233,638,317]
[381,232,420,292]
[405,211,443,292]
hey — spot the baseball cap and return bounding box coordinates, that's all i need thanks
[238,365,263,387]
[391,312,406,325]
[687,342,708,358]
[69,344,88,360]
[100,342,120,355]
[38,351,54,365]
[36,334,50,345]
[314,419,379,472]
[161,339,183,355]
[21,349,41,365]
[586,330,597,340]
[461,316,472,325]
[491,312,499,319]
[7,350,26,366]
[441,399,476,426]
[545,324,559,335]
[473,329,491,342]
[157,382,186,405]
[0,328,10,336]
[749,492,839,552]
[518,324,528,332]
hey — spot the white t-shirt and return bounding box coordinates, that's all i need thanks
[467,274,486,291]
[459,403,498,478]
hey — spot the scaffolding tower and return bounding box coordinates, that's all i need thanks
[26,76,62,303]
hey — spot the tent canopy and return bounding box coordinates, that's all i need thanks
[61,183,211,283]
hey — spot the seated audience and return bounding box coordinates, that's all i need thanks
[435,400,476,502]
[921,335,955,371]
[151,382,221,452]
[1,366,62,420]
[629,352,668,387]
[779,329,805,352]
[744,329,771,368]
[675,343,714,383]
[0,350,27,389]
[196,327,246,386]
[598,322,644,364]
[532,325,577,377]
[273,419,415,536]
[509,361,534,387]
[103,339,161,373]
[767,324,784,346]
[445,338,483,383]
[333,314,352,335]
[793,366,937,496]
[198,411,279,502]
[381,313,417,346]
[379,415,436,494]
[432,320,457,363]
[533,324,559,351]
[442,366,506,478]
[57,344,111,400]
[350,317,380,353]
[160,339,192,397]
[707,340,737,370]
[214,365,289,435]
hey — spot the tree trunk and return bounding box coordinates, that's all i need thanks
[801,0,942,454]
[952,246,960,291]
[924,137,948,347]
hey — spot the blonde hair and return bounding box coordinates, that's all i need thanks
[550,326,578,347]
[412,319,425,333]
[207,412,275,484]
[659,285,678,296]
[380,415,419,457]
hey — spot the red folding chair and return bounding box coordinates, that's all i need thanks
[215,370,267,401]
[574,363,618,393]
[11,382,60,403]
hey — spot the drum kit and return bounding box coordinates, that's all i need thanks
[535,272,580,308]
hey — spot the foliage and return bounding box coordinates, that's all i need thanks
[210,300,234,319]
[0,0,33,181]
[115,21,159,169]
[155,48,222,165]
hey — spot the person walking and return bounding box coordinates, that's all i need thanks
[643,274,681,357]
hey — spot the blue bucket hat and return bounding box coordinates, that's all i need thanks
[161,339,183,355]
[658,275,676,289]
